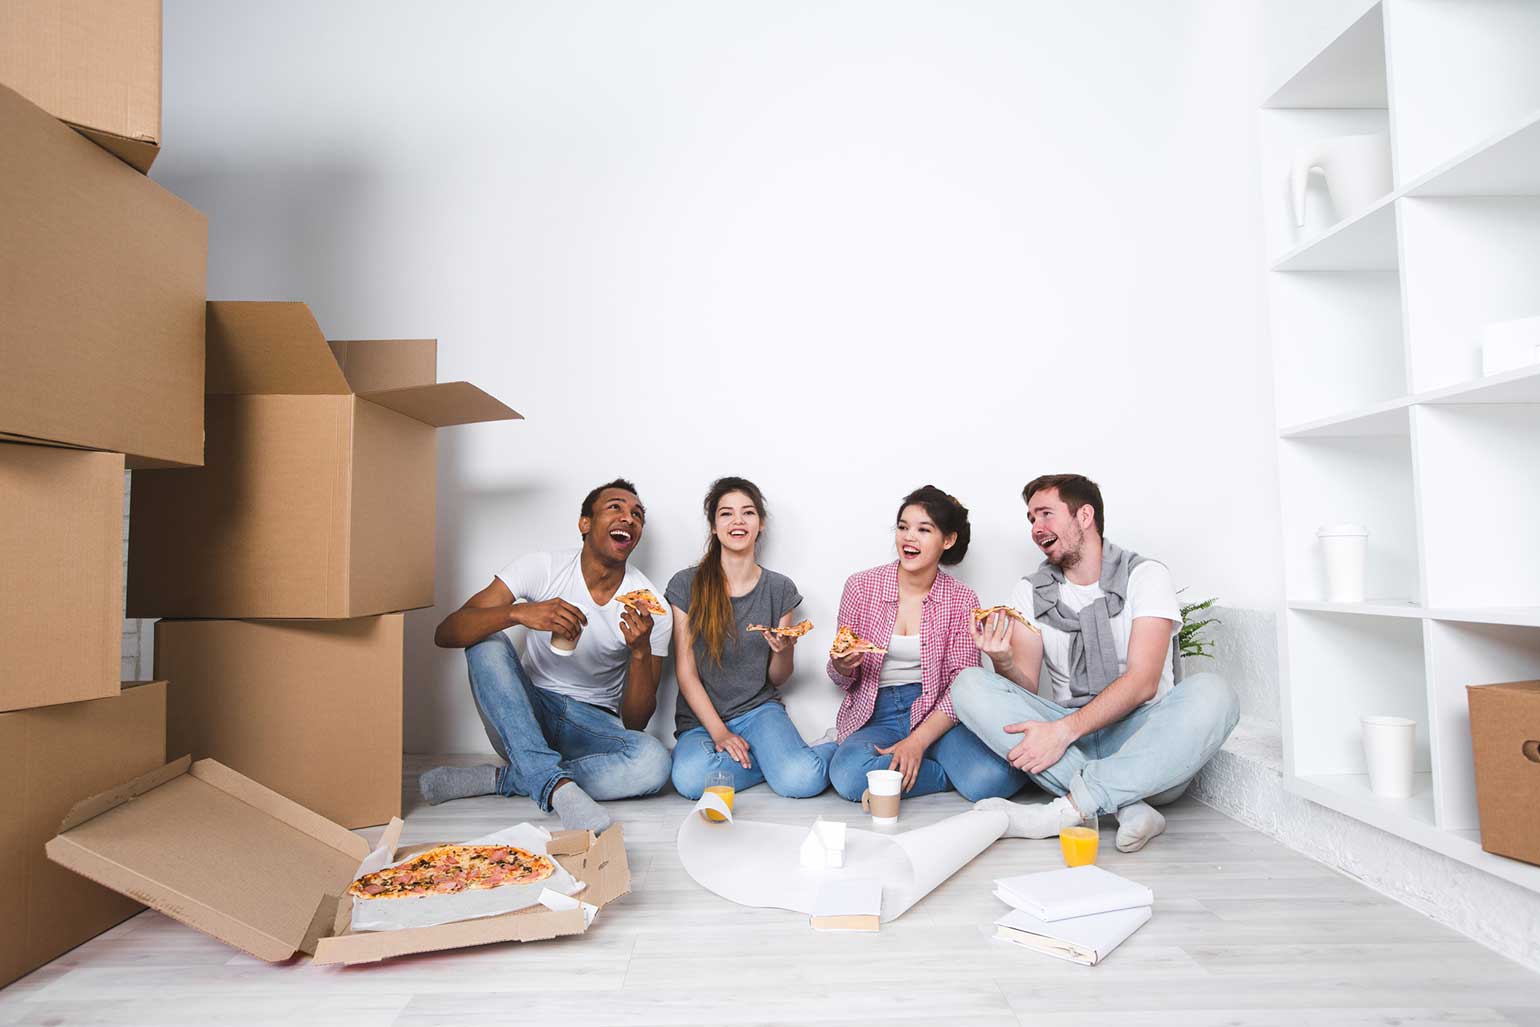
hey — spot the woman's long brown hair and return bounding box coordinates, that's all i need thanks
[689,476,768,666]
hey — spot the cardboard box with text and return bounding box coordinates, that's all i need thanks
[155,615,405,830]
[128,302,519,619]
[0,443,122,712]
[3,682,166,988]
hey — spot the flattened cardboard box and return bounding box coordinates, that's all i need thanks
[1467,680,1540,866]
[47,758,630,966]
[0,84,205,468]
[0,443,122,712]
[3,682,166,988]
[128,302,519,619]
[0,0,161,171]
[155,616,405,830]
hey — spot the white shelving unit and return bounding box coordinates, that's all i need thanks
[1261,0,1540,894]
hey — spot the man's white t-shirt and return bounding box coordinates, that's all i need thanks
[1008,561,1181,708]
[496,548,673,711]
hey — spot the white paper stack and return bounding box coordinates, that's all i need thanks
[990,865,1153,966]
[810,878,881,932]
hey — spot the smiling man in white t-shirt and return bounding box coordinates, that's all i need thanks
[951,474,1239,853]
[417,479,673,834]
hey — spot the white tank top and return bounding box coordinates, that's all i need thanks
[878,633,922,687]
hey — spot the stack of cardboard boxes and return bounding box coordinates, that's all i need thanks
[1,0,202,989]
[128,301,519,830]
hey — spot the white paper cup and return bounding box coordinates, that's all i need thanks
[548,633,579,657]
[861,768,903,825]
[1362,715,1416,798]
[1318,524,1369,603]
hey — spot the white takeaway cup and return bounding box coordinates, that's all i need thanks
[1317,524,1369,603]
[1362,716,1416,798]
[861,769,903,825]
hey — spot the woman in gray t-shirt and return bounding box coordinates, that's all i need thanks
[666,476,835,800]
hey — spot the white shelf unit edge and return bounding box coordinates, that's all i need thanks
[1265,1,1540,894]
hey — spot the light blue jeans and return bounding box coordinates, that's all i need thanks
[828,683,1029,803]
[466,633,671,812]
[671,701,836,799]
[949,667,1240,817]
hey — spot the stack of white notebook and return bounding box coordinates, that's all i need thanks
[991,865,1153,966]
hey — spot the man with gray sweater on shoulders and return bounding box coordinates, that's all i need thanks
[952,473,1239,853]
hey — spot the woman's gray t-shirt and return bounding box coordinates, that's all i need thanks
[664,566,803,737]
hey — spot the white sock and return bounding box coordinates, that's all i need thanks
[975,796,1081,839]
[1115,801,1166,853]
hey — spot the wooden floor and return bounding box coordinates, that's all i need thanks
[4,755,1538,1027]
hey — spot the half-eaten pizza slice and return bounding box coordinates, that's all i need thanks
[616,589,667,616]
[971,605,1042,633]
[746,619,815,638]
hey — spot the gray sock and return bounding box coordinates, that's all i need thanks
[551,782,613,834]
[418,764,498,805]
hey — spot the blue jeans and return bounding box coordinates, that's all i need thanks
[466,633,670,812]
[671,701,836,800]
[827,683,1028,803]
[949,667,1241,817]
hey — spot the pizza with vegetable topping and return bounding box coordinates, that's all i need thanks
[615,589,667,616]
[347,844,555,900]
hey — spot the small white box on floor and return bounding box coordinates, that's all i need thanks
[800,818,847,868]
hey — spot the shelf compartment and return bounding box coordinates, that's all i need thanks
[1271,196,1397,272]
[1405,107,1540,197]
[1424,620,1540,833]
[1400,196,1540,393]
[1270,270,1406,429]
[1287,600,1540,628]
[1285,610,1429,779]
[1414,404,1540,608]
[1264,3,1386,110]
[1386,0,1540,185]
[1278,434,1421,604]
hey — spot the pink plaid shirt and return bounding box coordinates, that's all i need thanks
[826,562,981,743]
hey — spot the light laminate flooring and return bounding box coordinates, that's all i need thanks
[3,754,1537,1027]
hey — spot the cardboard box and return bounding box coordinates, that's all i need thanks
[3,682,167,988]
[0,83,206,468]
[127,302,519,619]
[47,758,630,966]
[1467,680,1540,866]
[155,615,405,830]
[0,443,122,712]
[0,0,161,171]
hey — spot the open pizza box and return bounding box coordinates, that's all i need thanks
[45,757,630,966]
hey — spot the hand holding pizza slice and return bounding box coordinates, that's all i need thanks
[829,624,887,659]
[745,619,814,638]
[615,589,667,616]
[971,605,1041,633]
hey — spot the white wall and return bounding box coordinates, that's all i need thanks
[155,0,1281,754]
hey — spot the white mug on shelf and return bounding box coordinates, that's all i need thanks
[1317,524,1368,603]
[1362,716,1417,799]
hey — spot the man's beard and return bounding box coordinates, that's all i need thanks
[1050,527,1084,570]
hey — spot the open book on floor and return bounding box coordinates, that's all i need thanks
[993,905,1152,966]
[993,865,1153,922]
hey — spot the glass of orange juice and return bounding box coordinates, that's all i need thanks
[701,769,735,823]
[1059,810,1100,867]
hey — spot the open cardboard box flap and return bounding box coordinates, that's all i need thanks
[46,758,630,966]
[204,301,522,427]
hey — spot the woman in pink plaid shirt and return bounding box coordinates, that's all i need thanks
[825,486,1029,803]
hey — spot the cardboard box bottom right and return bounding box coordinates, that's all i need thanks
[46,758,630,966]
[1467,680,1540,867]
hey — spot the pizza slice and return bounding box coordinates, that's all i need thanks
[348,844,556,900]
[746,619,814,638]
[972,605,1042,633]
[829,624,887,659]
[615,589,667,616]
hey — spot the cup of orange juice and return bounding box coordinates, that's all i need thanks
[1059,811,1100,867]
[701,769,735,823]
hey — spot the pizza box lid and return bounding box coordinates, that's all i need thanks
[45,757,369,962]
[304,819,631,965]
[46,757,632,965]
